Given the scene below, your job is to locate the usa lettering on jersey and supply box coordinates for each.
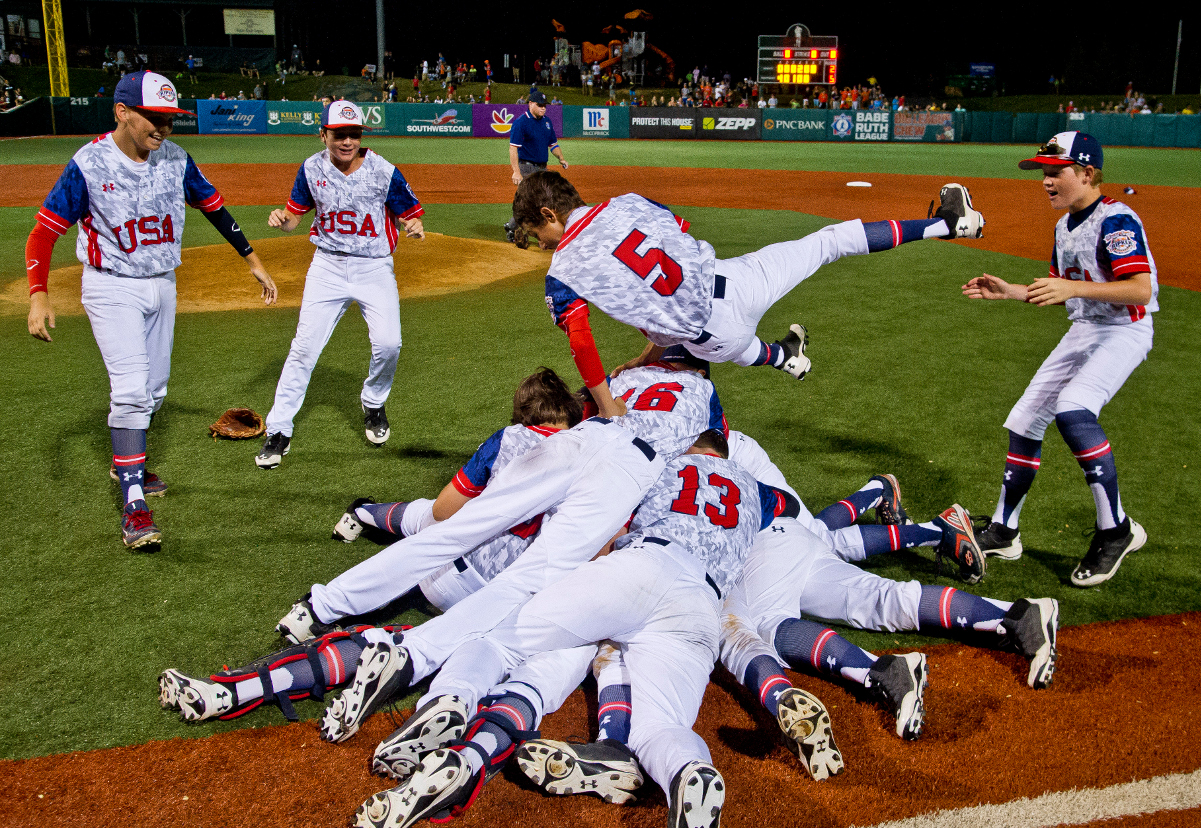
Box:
[609,364,725,461]
[286,148,423,257]
[619,454,762,596]
[1051,198,1159,324]
[38,134,223,276]
[548,194,717,344]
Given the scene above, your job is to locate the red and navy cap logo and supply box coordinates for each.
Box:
[157,84,177,103]
[340,106,356,120]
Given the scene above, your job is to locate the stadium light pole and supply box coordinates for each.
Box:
[376,0,385,82]
[1172,19,1181,96]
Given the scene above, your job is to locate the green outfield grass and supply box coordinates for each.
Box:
[1,139,1198,763]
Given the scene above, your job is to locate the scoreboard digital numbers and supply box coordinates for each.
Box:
[757,28,838,86]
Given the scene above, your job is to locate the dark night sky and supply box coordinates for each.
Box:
[59,1,1201,96]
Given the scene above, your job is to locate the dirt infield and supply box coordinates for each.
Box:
[2,613,1198,828]
[5,163,1198,292]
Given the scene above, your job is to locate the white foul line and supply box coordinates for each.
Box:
[853,768,1201,828]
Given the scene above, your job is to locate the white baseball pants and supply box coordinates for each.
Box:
[687,219,869,366]
[1004,318,1154,440]
[80,267,177,429]
[265,249,401,437]
[479,539,722,794]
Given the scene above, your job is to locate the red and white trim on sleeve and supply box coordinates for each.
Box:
[1111,257,1150,277]
[396,204,424,221]
[555,299,589,329]
[808,628,837,670]
[1126,304,1147,322]
[557,201,609,249]
[190,192,224,213]
[384,208,400,252]
[451,468,486,498]
[674,214,691,233]
[36,208,72,236]
[286,199,313,215]
[528,425,564,437]
[1006,452,1041,469]
[937,586,956,629]
[1048,265,1061,278]
[1072,440,1112,461]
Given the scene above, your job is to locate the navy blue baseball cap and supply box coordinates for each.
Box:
[528,89,548,105]
[114,71,191,115]
[1019,130,1103,170]
[660,345,710,376]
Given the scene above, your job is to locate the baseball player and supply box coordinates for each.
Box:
[255,100,425,469]
[25,70,277,549]
[502,89,567,247]
[963,132,1156,586]
[343,433,788,828]
[515,171,985,417]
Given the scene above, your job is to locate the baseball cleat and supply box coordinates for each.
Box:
[975,520,1023,561]
[516,738,644,804]
[364,405,390,446]
[870,473,911,526]
[775,687,844,781]
[1071,518,1146,587]
[159,669,234,721]
[667,761,725,828]
[777,323,811,380]
[933,183,985,239]
[998,598,1059,689]
[321,640,413,743]
[333,497,377,543]
[110,464,167,496]
[255,432,290,469]
[934,504,985,584]
[373,694,471,781]
[866,652,928,740]
[122,505,162,550]
[276,597,340,644]
[354,748,481,828]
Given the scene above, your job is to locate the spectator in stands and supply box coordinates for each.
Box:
[186,55,197,84]
[276,61,286,85]
[768,93,778,108]
[312,59,324,77]
[237,90,246,100]
[253,83,263,100]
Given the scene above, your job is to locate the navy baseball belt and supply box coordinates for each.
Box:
[688,274,728,346]
[642,537,722,598]
[584,418,658,462]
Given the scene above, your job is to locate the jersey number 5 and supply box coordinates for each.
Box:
[670,464,741,528]
[612,229,683,297]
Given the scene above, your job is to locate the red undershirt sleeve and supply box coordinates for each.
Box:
[25,222,61,295]
[560,309,607,388]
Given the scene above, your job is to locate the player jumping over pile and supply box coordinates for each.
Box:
[513,171,985,417]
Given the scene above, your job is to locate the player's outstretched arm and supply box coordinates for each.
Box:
[267,208,302,233]
[244,251,278,305]
[962,273,1026,302]
[28,291,55,342]
[1027,270,1151,307]
[589,379,627,418]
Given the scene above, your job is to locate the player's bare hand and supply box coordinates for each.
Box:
[1026,277,1074,306]
[267,208,297,232]
[597,395,628,418]
[560,160,569,170]
[610,356,643,378]
[245,252,278,305]
[963,273,1016,301]
[403,217,425,239]
[28,291,55,342]
[511,170,523,186]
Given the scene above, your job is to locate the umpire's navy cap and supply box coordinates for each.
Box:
[528,89,548,105]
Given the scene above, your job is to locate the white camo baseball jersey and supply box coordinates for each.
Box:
[609,364,726,460]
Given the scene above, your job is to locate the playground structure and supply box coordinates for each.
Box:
[551,10,675,88]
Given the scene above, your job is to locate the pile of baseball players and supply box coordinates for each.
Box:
[28,73,1159,828]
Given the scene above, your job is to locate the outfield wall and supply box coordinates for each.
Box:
[5,98,1201,148]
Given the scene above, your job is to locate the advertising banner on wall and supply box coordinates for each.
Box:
[472,104,563,138]
[358,103,402,135]
[761,111,829,141]
[402,104,473,136]
[696,109,760,140]
[265,101,321,134]
[893,111,958,142]
[197,99,266,134]
[628,107,697,139]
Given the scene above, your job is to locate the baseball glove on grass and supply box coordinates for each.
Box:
[209,408,266,440]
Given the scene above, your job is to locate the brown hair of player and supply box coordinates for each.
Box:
[690,429,729,458]
[512,367,583,428]
[513,171,586,230]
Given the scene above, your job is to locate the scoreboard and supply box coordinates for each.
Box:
[757,30,838,86]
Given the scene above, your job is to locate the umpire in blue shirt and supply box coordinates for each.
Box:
[505,89,568,246]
